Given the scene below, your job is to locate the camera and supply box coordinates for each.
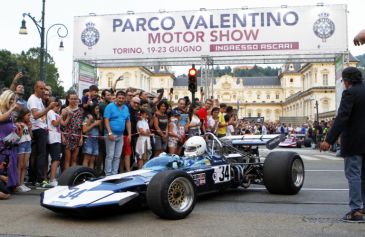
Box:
[157,88,164,94]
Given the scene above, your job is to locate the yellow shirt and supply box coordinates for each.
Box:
[217,112,227,135]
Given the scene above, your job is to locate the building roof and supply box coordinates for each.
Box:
[281,63,302,73]
[174,75,202,87]
[239,76,281,86]
[174,75,279,87]
[350,53,360,62]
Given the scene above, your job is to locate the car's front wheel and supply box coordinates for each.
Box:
[263,151,305,195]
[147,170,196,220]
[58,166,98,187]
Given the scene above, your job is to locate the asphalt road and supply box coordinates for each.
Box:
[1,148,365,237]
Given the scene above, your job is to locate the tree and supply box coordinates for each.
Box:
[0,48,65,99]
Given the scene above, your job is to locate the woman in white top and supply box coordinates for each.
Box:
[188,103,205,137]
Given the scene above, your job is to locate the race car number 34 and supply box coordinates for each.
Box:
[212,165,230,183]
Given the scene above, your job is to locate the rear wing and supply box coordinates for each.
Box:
[220,134,284,150]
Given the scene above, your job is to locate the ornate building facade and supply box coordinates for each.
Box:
[97,56,358,123]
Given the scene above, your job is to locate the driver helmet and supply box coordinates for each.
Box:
[184,136,207,157]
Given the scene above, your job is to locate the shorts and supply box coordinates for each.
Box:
[83,138,99,156]
[49,143,61,161]
[122,135,132,156]
[152,135,167,151]
[168,138,178,148]
[17,141,31,154]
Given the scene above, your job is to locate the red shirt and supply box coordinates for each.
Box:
[197,107,208,129]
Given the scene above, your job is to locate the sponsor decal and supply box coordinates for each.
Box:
[192,173,206,186]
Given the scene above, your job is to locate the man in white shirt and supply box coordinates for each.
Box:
[27,81,57,186]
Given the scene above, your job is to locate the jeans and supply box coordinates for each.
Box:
[33,129,48,182]
[104,135,124,176]
[344,155,365,211]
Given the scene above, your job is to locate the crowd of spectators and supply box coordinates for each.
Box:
[0,72,335,199]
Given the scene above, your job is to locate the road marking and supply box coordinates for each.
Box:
[315,154,343,161]
[300,155,320,161]
[306,170,343,172]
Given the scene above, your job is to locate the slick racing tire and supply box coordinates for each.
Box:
[58,166,98,187]
[147,170,196,220]
[304,138,312,148]
[263,151,304,195]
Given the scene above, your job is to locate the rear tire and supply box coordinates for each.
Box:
[304,138,312,148]
[296,140,302,148]
[263,151,304,195]
[58,166,98,187]
[147,170,196,220]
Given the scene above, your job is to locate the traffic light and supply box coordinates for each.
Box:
[188,65,197,93]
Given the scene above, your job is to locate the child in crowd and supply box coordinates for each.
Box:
[47,98,63,187]
[135,109,152,169]
[82,104,101,169]
[16,108,32,192]
[168,110,182,155]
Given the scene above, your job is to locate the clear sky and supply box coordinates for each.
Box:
[1,0,365,90]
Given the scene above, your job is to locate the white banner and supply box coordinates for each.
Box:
[73,4,347,60]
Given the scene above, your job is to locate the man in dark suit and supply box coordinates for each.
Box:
[320,67,365,222]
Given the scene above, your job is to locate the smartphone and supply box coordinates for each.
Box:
[170,88,173,94]
[200,87,203,93]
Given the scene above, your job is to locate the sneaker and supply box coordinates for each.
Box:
[341,210,364,223]
[41,180,50,188]
[49,179,58,187]
[16,185,30,193]
[22,185,31,192]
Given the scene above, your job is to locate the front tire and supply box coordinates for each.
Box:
[263,151,304,195]
[147,170,196,220]
[58,166,98,187]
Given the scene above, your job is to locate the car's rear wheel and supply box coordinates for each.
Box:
[263,151,305,195]
[147,170,196,220]
[58,166,98,187]
[296,140,302,148]
[304,138,312,147]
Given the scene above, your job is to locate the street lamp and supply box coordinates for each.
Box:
[308,95,319,122]
[19,0,68,82]
[44,23,68,81]
[315,100,319,122]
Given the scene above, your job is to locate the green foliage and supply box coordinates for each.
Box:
[355,53,365,67]
[192,65,278,78]
[233,65,279,77]
[0,48,65,99]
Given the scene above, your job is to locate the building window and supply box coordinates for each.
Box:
[160,66,164,70]
[257,93,261,100]
[290,78,293,83]
[248,112,252,117]
[276,94,279,99]
[106,72,114,88]
[323,74,328,86]
[257,112,261,117]
[266,94,270,99]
